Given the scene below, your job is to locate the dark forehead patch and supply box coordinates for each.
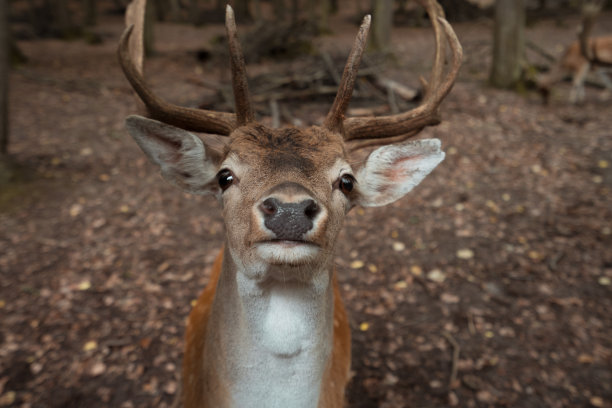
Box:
[231,125,343,175]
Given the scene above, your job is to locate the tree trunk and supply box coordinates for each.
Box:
[291,0,299,23]
[318,0,331,33]
[272,0,285,21]
[490,0,525,89]
[53,0,76,37]
[84,0,97,26]
[252,0,262,22]
[0,0,8,155]
[144,0,155,56]
[371,0,393,53]
[234,0,252,21]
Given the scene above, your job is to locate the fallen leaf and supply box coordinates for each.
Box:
[392,242,405,251]
[441,293,460,303]
[394,281,408,290]
[350,260,364,269]
[457,249,474,260]
[427,269,446,283]
[485,200,500,213]
[69,203,83,217]
[83,340,98,351]
[90,361,106,376]
[528,251,541,260]
[77,281,91,291]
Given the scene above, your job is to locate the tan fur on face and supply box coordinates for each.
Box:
[219,124,350,268]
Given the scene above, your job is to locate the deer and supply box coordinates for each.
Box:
[117,0,462,406]
[537,0,612,104]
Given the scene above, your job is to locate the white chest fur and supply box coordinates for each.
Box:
[212,264,334,408]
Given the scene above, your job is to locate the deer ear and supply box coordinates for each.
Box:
[354,139,445,207]
[125,115,220,195]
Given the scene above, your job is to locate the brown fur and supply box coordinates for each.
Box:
[182,249,352,408]
[182,250,230,408]
[226,125,346,178]
[538,36,612,103]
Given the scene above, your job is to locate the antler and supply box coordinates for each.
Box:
[225,5,255,126]
[332,0,462,151]
[324,15,371,133]
[117,0,243,135]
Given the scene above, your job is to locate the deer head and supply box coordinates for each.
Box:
[118,0,462,280]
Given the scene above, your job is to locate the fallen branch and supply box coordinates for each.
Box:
[442,331,460,389]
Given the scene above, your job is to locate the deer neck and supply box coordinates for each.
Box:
[205,245,335,408]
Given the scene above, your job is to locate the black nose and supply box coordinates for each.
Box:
[260,197,320,240]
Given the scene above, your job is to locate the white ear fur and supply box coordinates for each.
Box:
[125,115,219,195]
[354,138,445,207]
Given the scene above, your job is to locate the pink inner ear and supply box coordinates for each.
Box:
[383,155,423,182]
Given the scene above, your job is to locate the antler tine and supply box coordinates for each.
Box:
[125,0,145,75]
[343,0,462,151]
[324,15,371,133]
[117,0,236,135]
[225,5,255,126]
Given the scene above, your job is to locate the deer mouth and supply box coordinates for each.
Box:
[267,239,316,247]
[255,240,320,265]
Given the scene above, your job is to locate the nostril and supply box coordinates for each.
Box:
[260,198,278,216]
[303,199,319,220]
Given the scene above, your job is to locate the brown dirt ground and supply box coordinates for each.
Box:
[1,5,611,408]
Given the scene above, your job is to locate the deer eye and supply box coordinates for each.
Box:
[217,169,234,191]
[337,174,355,195]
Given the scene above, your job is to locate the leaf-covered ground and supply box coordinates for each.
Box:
[1,7,611,408]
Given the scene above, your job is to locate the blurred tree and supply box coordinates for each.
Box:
[308,0,332,33]
[144,0,155,55]
[0,0,8,157]
[490,0,525,88]
[153,0,181,21]
[371,0,393,53]
[234,0,252,21]
[272,0,285,20]
[83,0,97,26]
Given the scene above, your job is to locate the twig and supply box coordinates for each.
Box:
[526,40,556,63]
[321,52,342,86]
[186,77,225,91]
[251,86,340,103]
[376,76,419,100]
[280,105,303,127]
[270,99,280,128]
[442,331,460,388]
[467,311,476,336]
[170,379,182,408]
[387,86,399,114]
